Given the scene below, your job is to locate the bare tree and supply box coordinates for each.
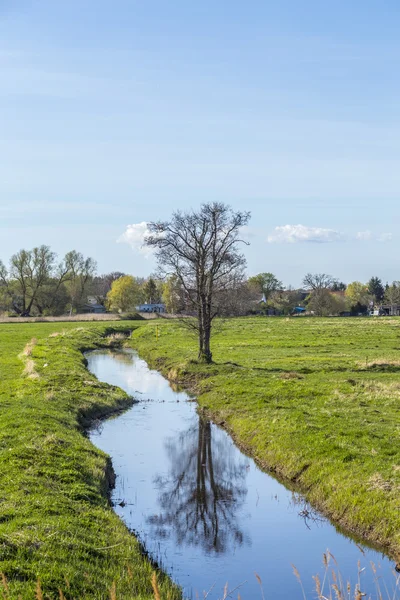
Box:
[308,288,346,316]
[302,273,334,291]
[64,251,97,314]
[90,272,126,305]
[146,202,250,363]
[148,416,249,553]
[0,248,97,316]
[9,246,56,316]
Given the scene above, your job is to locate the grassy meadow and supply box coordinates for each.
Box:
[130,316,400,559]
[1,316,400,598]
[0,321,179,599]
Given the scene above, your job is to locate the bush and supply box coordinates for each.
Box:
[119,312,145,320]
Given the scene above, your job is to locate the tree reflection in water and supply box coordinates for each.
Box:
[108,349,135,365]
[148,417,250,554]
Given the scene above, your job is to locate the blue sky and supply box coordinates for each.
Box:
[1,1,399,286]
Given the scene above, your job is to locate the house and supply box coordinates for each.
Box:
[78,296,107,314]
[292,306,306,315]
[377,305,400,316]
[136,303,166,313]
[80,302,106,314]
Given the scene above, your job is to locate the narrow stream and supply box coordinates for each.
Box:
[87,349,397,599]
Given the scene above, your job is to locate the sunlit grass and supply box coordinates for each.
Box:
[0,321,180,599]
[131,316,400,558]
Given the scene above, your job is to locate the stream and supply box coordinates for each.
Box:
[87,348,397,599]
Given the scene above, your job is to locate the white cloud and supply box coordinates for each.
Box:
[117,222,153,257]
[268,224,344,244]
[356,230,373,241]
[268,225,394,244]
[356,231,393,242]
[377,232,393,242]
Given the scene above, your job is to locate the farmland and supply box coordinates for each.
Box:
[131,316,400,558]
[1,316,400,597]
[0,321,178,599]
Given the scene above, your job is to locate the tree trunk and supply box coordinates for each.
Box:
[198,303,212,363]
[202,325,212,364]
[197,305,204,360]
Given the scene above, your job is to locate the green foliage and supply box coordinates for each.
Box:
[142,278,159,304]
[0,247,97,316]
[106,275,143,312]
[346,281,371,306]
[268,288,304,314]
[119,312,145,320]
[131,316,400,558]
[247,272,282,301]
[368,276,385,303]
[0,322,180,599]
[162,275,185,314]
[307,289,346,316]
[385,281,400,305]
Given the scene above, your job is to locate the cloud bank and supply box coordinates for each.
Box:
[118,222,153,257]
[268,224,393,244]
[268,224,344,244]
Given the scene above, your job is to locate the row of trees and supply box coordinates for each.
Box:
[0,246,186,317]
[2,247,395,321]
[1,203,397,363]
[246,272,400,317]
[300,274,400,317]
[106,276,164,312]
[0,247,98,316]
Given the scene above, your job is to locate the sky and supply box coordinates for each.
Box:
[1,0,399,287]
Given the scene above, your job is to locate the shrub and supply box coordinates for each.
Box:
[120,312,145,321]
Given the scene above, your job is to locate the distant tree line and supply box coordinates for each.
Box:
[0,247,98,316]
[245,272,399,317]
[0,245,180,317]
[1,245,397,322]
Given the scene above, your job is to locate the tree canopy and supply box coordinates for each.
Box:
[106,276,143,312]
[145,202,250,363]
[247,272,282,302]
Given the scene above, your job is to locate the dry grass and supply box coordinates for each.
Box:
[106,332,129,342]
[368,473,395,492]
[295,552,400,600]
[23,359,40,379]
[0,313,121,323]
[359,358,400,370]
[0,312,157,324]
[19,338,40,379]
[151,573,161,600]
[279,371,304,380]
[20,337,37,356]
[2,562,399,600]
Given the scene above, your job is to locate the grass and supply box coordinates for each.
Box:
[2,316,400,598]
[0,321,180,599]
[129,316,400,560]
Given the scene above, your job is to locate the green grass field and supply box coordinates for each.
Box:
[1,316,400,598]
[0,321,179,599]
[130,316,400,560]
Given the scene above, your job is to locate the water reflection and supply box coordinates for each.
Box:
[87,350,396,599]
[148,417,249,553]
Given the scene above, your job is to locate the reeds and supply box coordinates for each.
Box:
[19,338,40,378]
[1,560,399,600]
[292,552,400,600]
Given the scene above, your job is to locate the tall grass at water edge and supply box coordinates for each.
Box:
[2,557,397,600]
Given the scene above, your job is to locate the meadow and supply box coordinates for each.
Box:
[130,316,400,560]
[0,321,179,599]
[1,316,400,598]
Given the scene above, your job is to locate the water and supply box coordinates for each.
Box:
[87,349,397,599]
